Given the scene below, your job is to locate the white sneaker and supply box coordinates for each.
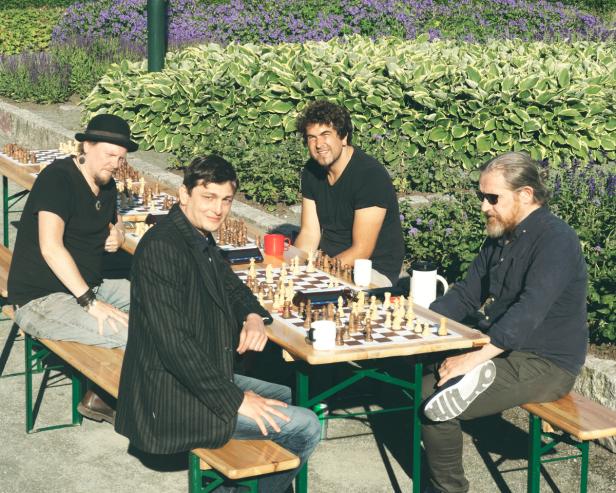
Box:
[423,360,496,422]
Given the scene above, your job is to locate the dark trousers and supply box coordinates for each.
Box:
[421,351,576,493]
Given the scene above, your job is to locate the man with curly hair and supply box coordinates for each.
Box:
[294,100,404,287]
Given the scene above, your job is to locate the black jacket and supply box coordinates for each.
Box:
[115,204,271,453]
[431,207,587,375]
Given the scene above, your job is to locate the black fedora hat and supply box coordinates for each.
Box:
[75,114,138,152]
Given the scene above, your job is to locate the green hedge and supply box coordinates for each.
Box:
[0,7,67,55]
[84,36,616,204]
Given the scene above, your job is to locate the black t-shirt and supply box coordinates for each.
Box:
[8,157,117,305]
[301,147,405,284]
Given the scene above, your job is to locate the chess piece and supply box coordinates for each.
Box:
[383,292,391,310]
[438,317,448,336]
[299,301,305,318]
[248,258,256,278]
[282,300,292,319]
[265,264,274,284]
[364,317,373,342]
[139,177,146,196]
[348,313,356,334]
[257,291,265,306]
[293,256,301,275]
[384,311,392,328]
[422,323,432,337]
[327,303,335,321]
[413,319,423,334]
[280,262,287,278]
[306,251,315,273]
[304,301,312,329]
[336,327,344,346]
[392,312,402,331]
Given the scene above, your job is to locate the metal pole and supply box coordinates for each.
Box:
[147,0,167,72]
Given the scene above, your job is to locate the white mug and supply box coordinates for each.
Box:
[311,320,336,350]
[353,259,372,287]
[410,260,449,308]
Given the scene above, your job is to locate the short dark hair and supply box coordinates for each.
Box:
[480,151,550,205]
[296,100,353,145]
[183,155,239,194]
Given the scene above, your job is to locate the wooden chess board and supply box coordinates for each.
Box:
[0,149,69,174]
[219,239,258,251]
[236,265,357,292]
[273,307,455,350]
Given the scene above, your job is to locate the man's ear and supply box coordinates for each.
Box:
[179,184,190,206]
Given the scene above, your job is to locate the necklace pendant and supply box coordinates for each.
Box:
[95,200,102,211]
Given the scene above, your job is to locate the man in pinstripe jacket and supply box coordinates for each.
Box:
[115,156,320,491]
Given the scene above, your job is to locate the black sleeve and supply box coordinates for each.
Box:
[29,165,72,222]
[352,165,394,210]
[300,165,316,200]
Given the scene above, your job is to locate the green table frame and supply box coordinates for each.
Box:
[293,359,424,493]
[3,175,29,247]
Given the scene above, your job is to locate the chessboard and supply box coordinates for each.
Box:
[236,264,357,293]
[0,147,69,174]
[117,193,174,221]
[273,305,456,351]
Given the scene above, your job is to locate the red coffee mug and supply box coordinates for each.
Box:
[263,234,290,256]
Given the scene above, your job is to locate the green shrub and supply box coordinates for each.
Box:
[0,7,66,55]
[1,0,72,8]
[83,36,616,204]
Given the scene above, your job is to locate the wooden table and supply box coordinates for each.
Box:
[250,247,489,493]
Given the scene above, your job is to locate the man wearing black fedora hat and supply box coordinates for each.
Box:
[8,113,139,424]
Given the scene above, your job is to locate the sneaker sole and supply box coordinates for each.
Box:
[424,360,496,422]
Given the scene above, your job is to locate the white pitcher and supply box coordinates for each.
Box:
[410,261,449,308]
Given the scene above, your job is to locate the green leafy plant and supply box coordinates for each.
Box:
[84,36,616,202]
[0,7,66,55]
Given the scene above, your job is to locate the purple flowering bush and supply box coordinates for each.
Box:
[400,158,616,342]
[51,0,615,46]
[0,38,144,102]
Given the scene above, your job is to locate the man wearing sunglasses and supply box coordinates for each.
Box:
[421,152,587,493]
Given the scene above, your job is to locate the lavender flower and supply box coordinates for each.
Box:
[409,227,419,236]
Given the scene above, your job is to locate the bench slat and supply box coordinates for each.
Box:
[38,339,123,399]
[193,440,300,480]
[522,392,616,441]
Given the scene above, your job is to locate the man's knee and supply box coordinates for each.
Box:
[284,406,321,448]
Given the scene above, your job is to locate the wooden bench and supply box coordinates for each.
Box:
[2,305,299,491]
[521,392,616,493]
[0,244,11,298]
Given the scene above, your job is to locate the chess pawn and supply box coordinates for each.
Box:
[257,291,265,306]
[327,303,335,321]
[364,317,373,342]
[422,323,432,337]
[280,262,287,278]
[293,256,301,275]
[154,182,160,195]
[438,317,448,337]
[299,301,305,318]
[248,258,256,279]
[139,177,146,196]
[282,300,292,319]
[384,311,392,328]
[392,312,402,331]
[383,292,392,310]
[369,295,377,313]
[413,319,423,334]
[370,306,378,322]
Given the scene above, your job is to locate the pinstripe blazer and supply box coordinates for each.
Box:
[115,204,271,454]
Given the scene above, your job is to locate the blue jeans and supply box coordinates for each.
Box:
[224,374,321,493]
[14,278,130,348]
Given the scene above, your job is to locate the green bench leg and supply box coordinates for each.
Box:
[24,332,84,433]
[527,414,590,493]
[527,414,542,493]
[188,451,258,493]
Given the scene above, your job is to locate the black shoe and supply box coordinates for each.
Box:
[423,360,496,422]
[77,390,116,425]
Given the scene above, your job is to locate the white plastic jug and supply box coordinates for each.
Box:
[410,261,449,308]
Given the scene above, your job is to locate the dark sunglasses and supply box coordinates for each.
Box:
[475,191,500,205]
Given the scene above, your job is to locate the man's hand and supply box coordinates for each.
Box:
[104,226,124,252]
[238,390,290,436]
[437,343,503,386]
[87,299,129,336]
[237,313,268,354]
